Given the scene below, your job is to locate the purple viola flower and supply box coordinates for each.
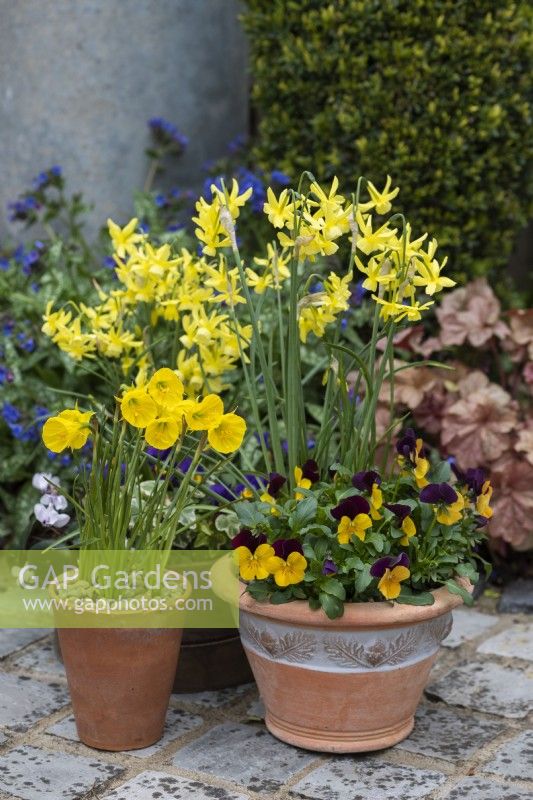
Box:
[301,459,320,483]
[451,464,486,496]
[352,470,381,492]
[267,472,286,497]
[231,529,267,552]
[370,553,410,578]
[209,482,236,502]
[419,483,458,505]
[273,539,303,559]
[146,445,172,461]
[331,494,370,520]
[396,428,417,458]
[384,503,411,523]
[322,559,338,576]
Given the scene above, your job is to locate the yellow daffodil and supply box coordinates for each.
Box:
[263,187,293,228]
[41,302,72,338]
[147,368,184,411]
[107,217,144,258]
[245,267,273,294]
[267,552,308,587]
[235,543,276,581]
[42,409,94,453]
[185,395,224,431]
[378,566,410,600]
[366,175,400,215]
[337,514,372,544]
[356,210,397,255]
[476,480,494,519]
[373,296,434,323]
[144,416,182,449]
[207,412,246,453]
[119,387,158,428]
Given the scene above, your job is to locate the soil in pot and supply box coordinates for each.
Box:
[58,627,182,751]
[172,628,253,692]
[239,584,466,753]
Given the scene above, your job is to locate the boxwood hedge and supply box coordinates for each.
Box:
[242,0,533,288]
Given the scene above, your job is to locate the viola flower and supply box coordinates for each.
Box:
[322,559,338,576]
[267,549,308,587]
[370,553,410,600]
[294,466,312,500]
[231,529,267,550]
[352,471,383,519]
[301,459,320,483]
[384,503,417,545]
[34,503,70,529]
[331,495,372,543]
[476,480,493,519]
[260,471,286,509]
[234,542,277,581]
[396,429,429,488]
[419,483,465,525]
[272,539,304,559]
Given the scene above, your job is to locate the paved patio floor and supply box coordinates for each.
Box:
[0,590,531,800]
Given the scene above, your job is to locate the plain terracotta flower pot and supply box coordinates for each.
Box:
[58,626,182,751]
[239,582,469,753]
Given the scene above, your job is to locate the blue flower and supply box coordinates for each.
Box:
[310,281,324,293]
[0,257,9,271]
[154,193,167,208]
[227,134,246,154]
[270,170,290,185]
[236,167,265,213]
[102,256,115,270]
[60,454,72,467]
[3,321,14,336]
[34,406,49,427]
[31,282,40,293]
[22,337,35,352]
[350,280,368,306]
[148,117,188,149]
[0,366,13,384]
[203,175,224,197]
[2,403,20,424]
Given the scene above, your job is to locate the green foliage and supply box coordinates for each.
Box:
[242,0,533,294]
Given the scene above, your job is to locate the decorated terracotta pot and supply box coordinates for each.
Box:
[239,583,468,753]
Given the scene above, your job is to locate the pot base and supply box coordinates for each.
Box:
[265,709,414,753]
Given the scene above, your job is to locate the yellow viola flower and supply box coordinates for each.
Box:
[337,513,372,544]
[119,387,158,428]
[437,492,465,525]
[107,217,144,258]
[413,441,430,489]
[476,480,494,519]
[294,466,312,501]
[42,409,94,453]
[185,394,224,431]
[378,565,410,600]
[235,543,276,581]
[370,482,383,520]
[260,492,281,516]
[147,368,184,411]
[400,516,417,546]
[208,412,246,453]
[144,416,182,449]
[267,552,308,587]
[366,175,400,215]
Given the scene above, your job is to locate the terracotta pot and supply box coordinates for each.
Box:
[173,628,253,692]
[239,583,468,753]
[58,627,182,751]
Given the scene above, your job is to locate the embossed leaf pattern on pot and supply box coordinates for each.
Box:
[425,614,453,647]
[243,620,316,662]
[324,629,419,668]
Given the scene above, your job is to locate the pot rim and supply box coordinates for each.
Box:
[239,579,471,629]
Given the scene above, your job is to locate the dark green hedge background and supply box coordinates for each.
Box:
[242,0,533,292]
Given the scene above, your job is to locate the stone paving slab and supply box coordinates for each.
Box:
[290,758,447,800]
[0,673,69,732]
[480,730,533,781]
[443,776,533,799]
[477,623,533,662]
[101,770,249,800]
[173,683,254,709]
[0,731,7,746]
[9,639,65,677]
[499,579,533,614]
[0,744,123,800]
[0,631,48,660]
[172,721,316,792]
[396,704,507,762]
[47,707,204,757]
[442,608,499,649]
[426,660,533,718]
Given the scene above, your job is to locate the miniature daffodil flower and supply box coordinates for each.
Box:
[119,387,158,428]
[42,409,94,453]
[144,416,182,449]
[207,412,246,453]
[365,175,400,215]
[147,368,184,411]
[263,187,293,228]
[185,394,224,431]
[107,217,144,258]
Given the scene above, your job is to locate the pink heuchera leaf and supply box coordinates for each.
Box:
[489,457,533,549]
[436,278,509,348]
[440,382,518,470]
[515,422,533,467]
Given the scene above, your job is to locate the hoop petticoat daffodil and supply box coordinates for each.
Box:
[119,387,158,428]
[184,394,224,431]
[42,409,94,453]
[207,413,247,453]
[147,368,184,411]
